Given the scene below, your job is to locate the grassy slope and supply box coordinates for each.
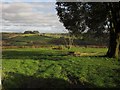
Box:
[2,33,108,47]
[2,47,120,89]
[2,34,56,46]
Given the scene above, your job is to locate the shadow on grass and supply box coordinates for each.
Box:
[2,49,109,60]
[2,50,67,61]
[2,72,97,89]
[113,67,120,87]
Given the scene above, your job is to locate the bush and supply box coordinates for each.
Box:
[32,31,39,34]
[24,31,39,34]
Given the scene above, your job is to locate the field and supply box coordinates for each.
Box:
[2,33,108,47]
[2,47,120,89]
[1,33,120,89]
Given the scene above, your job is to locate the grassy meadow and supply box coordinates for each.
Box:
[1,33,120,89]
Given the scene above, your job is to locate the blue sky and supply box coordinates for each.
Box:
[1,0,68,33]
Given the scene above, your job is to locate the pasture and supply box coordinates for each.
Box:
[2,47,120,89]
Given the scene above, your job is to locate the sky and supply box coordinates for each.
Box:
[2,0,56,2]
[1,0,68,33]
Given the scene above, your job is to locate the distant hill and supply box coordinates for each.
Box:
[2,33,109,48]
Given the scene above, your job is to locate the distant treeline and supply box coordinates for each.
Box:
[24,31,39,34]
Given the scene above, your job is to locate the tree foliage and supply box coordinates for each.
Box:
[56,2,120,58]
[56,2,108,36]
[24,31,39,34]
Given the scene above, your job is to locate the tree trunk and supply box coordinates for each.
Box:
[107,31,120,58]
[106,2,120,58]
[106,20,120,58]
[64,34,74,49]
[106,19,120,58]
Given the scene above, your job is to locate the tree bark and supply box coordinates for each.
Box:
[107,31,120,58]
[106,2,120,58]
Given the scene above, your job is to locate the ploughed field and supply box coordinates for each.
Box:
[2,47,120,89]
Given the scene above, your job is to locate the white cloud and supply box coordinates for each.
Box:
[2,2,57,23]
[3,2,33,13]
[3,0,56,2]
[2,2,56,21]
[1,2,68,33]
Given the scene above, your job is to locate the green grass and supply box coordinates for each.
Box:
[2,33,108,47]
[2,34,57,46]
[12,35,53,41]
[2,47,120,89]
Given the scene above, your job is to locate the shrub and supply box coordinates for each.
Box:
[24,31,33,34]
[24,31,39,34]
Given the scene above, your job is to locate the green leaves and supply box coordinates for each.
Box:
[56,2,108,35]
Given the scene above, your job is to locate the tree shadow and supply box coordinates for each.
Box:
[112,67,120,87]
[2,50,113,62]
[2,72,97,89]
[2,50,67,61]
